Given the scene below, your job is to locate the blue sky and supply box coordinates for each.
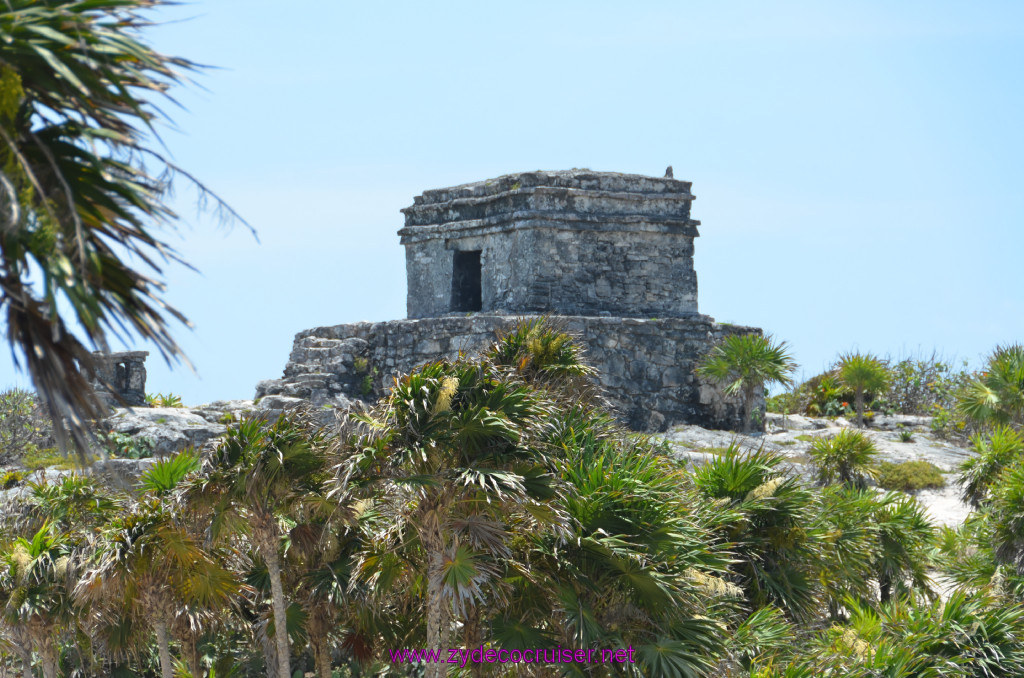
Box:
[3,0,1023,401]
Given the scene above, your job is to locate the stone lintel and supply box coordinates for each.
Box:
[398,212,700,245]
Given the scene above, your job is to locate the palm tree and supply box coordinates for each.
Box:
[188,414,328,678]
[817,487,877,619]
[835,353,889,428]
[807,430,880,489]
[692,445,826,620]
[0,523,77,678]
[76,452,237,678]
[284,512,366,678]
[988,460,1024,577]
[696,333,797,432]
[487,317,597,400]
[524,425,733,677]
[341,357,562,678]
[959,426,1024,508]
[0,0,247,460]
[871,492,934,603]
[959,344,1024,428]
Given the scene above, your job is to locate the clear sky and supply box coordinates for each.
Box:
[3,0,1023,402]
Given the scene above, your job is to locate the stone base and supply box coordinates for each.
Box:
[255,314,762,432]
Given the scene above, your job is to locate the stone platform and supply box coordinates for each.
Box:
[255,314,759,432]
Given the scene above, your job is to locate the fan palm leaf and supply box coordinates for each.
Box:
[0,0,249,462]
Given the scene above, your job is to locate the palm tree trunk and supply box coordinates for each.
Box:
[154,620,175,678]
[38,640,58,678]
[426,543,446,678]
[260,532,293,678]
[14,643,32,678]
[257,620,279,678]
[879,571,892,604]
[311,635,331,678]
[855,389,866,427]
[742,384,758,433]
[181,631,202,678]
[463,604,483,678]
[306,608,333,678]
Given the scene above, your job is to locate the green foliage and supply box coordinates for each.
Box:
[21,445,80,470]
[884,353,972,416]
[146,393,185,408]
[0,0,247,462]
[488,316,597,392]
[26,474,120,529]
[959,426,1024,507]
[139,451,200,496]
[0,320,1021,677]
[98,431,154,459]
[0,469,25,489]
[988,459,1024,574]
[697,333,797,432]
[876,461,945,492]
[934,513,1006,594]
[897,428,914,443]
[752,592,1024,677]
[765,388,802,415]
[693,446,824,620]
[807,430,879,488]
[836,353,889,427]
[872,491,935,602]
[929,400,976,441]
[0,387,52,461]
[958,344,1024,428]
[804,373,855,418]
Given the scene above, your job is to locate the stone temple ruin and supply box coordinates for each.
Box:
[256,169,761,431]
[91,350,149,407]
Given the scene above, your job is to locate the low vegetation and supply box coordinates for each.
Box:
[807,429,879,488]
[876,460,946,492]
[0,327,1021,677]
[145,393,185,408]
[766,348,1019,443]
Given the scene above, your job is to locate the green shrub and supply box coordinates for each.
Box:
[804,372,855,418]
[884,352,972,416]
[98,431,154,459]
[897,429,914,443]
[876,460,945,492]
[0,387,53,461]
[808,430,879,487]
[145,392,184,408]
[836,353,889,427]
[959,426,1024,507]
[360,371,376,397]
[0,469,26,489]
[21,446,81,470]
[766,390,802,414]
[958,344,1024,428]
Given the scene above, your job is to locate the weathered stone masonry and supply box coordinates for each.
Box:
[91,350,148,407]
[256,170,762,432]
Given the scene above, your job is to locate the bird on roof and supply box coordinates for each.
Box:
[664,166,673,179]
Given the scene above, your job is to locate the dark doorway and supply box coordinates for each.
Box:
[451,250,482,312]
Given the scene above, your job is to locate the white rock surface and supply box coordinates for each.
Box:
[657,414,976,528]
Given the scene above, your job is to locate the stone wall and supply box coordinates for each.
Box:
[255,315,761,432]
[91,351,148,407]
[400,170,701,319]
